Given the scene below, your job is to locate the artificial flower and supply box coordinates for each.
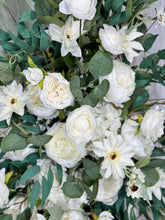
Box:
[23,67,43,85]
[92,134,134,179]
[36,214,46,220]
[26,84,58,119]
[156,8,165,26]
[59,0,97,20]
[98,211,114,220]
[0,168,9,209]
[99,60,135,107]
[61,209,89,220]
[65,105,96,144]
[140,108,165,142]
[44,122,87,168]
[0,80,32,124]
[40,72,74,110]
[46,16,84,57]
[96,175,123,205]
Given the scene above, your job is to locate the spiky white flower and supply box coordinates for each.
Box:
[0,80,32,124]
[59,0,97,20]
[0,168,9,208]
[46,16,84,57]
[156,8,165,26]
[92,134,134,179]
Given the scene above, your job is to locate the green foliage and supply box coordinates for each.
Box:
[108,11,130,25]
[16,208,32,220]
[30,180,40,211]
[0,214,12,220]
[18,165,40,186]
[56,163,63,184]
[88,51,113,78]
[70,75,83,101]
[135,158,150,169]
[27,135,53,146]
[1,133,27,152]
[142,167,159,187]
[143,34,158,51]
[19,10,36,22]
[48,205,64,220]
[147,159,165,168]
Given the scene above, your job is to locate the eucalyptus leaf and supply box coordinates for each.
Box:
[27,135,53,146]
[16,208,31,220]
[30,180,40,212]
[82,158,100,181]
[142,168,159,187]
[70,75,83,100]
[143,34,158,51]
[19,10,36,22]
[48,204,64,220]
[108,11,130,25]
[135,158,150,169]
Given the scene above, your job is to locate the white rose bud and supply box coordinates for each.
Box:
[99,60,135,107]
[0,168,9,208]
[59,0,97,20]
[45,122,87,168]
[66,105,96,144]
[61,210,89,220]
[40,73,74,110]
[99,25,123,55]
[23,68,43,85]
[140,108,165,142]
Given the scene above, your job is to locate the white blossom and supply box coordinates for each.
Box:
[0,168,9,208]
[98,211,114,220]
[156,8,165,26]
[61,209,89,220]
[23,67,43,85]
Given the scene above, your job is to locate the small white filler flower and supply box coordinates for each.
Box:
[156,8,165,26]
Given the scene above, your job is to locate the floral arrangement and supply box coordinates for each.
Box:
[0,0,165,219]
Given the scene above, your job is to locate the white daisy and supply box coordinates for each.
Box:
[0,80,32,124]
[92,134,134,179]
[156,8,165,26]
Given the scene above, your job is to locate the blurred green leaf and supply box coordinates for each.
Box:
[0,28,11,41]
[56,163,63,184]
[140,54,156,68]
[135,158,150,169]
[30,180,40,211]
[142,168,159,187]
[70,75,83,100]
[108,11,130,25]
[143,34,158,51]
[48,204,64,220]
[16,208,31,220]
[19,10,36,22]
[27,135,53,146]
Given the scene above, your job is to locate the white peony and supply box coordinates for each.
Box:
[61,209,89,220]
[121,116,154,159]
[99,25,123,55]
[59,0,97,20]
[6,144,37,161]
[99,60,135,107]
[23,67,43,85]
[26,84,58,119]
[46,16,84,57]
[44,122,87,168]
[65,105,96,144]
[93,134,134,179]
[96,175,123,206]
[40,73,74,110]
[0,80,32,124]
[0,168,9,208]
[140,108,165,142]
[98,211,114,220]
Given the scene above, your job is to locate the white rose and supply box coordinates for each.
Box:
[40,73,74,110]
[0,168,9,208]
[23,68,43,85]
[98,211,114,220]
[45,122,87,168]
[61,210,89,220]
[26,84,58,119]
[99,60,135,107]
[65,105,96,144]
[99,25,123,55]
[59,0,97,20]
[96,175,123,206]
[36,214,46,220]
[140,108,165,142]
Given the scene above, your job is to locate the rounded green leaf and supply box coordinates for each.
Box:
[63,181,84,198]
[142,168,159,187]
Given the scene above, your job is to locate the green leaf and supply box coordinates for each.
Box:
[157,49,165,59]
[147,159,165,168]
[121,100,132,119]
[39,16,65,27]
[56,163,63,184]
[110,0,124,12]
[70,75,83,100]
[135,158,150,169]
[82,158,100,181]
[0,120,8,128]
[47,204,64,220]
[151,149,165,157]
[142,168,159,187]
[27,135,53,146]
[18,165,40,186]
[19,10,36,22]
[1,133,27,153]
[88,51,113,78]
[0,40,19,53]
[135,79,151,88]
[16,208,31,220]
[81,182,95,202]
[80,79,110,107]
[0,214,12,220]
[140,54,156,68]
[35,0,53,18]
[30,180,40,212]
[143,34,158,51]
[108,11,130,25]
[0,28,11,41]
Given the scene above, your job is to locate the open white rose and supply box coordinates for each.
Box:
[40,73,74,110]
[46,16,84,57]
[61,210,89,220]
[99,60,135,107]
[65,105,96,144]
[98,211,114,220]
[45,122,87,168]
[59,0,97,20]
[26,84,58,119]
[140,108,165,142]
[0,168,9,208]
[23,67,43,85]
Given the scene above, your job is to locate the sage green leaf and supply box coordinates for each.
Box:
[108,11,130,25]
[56,163,63,184]
[142,168,159,187]
[18,165,40,186]
[30,180,40,212]
[88,51,113,78]
[70,75,83,100]
[27,135,53,146]
[0,40,19,52]
[1,133,27,153]
[80,79,109,107]
[35,0,53,18]
[135,158,150,169]
[82,158,100,181]
[151,149,165,157]
[147,159,165,168]
[48,204,64,220]
[80,182,95,202]
[140,54,155,68]
[0,214,12,220]
[110,0,124,12]
[16,208,31,220]
[39,16,64,27]
[135,79,151,88]
[0,28,10,41]
[143,34,158,51]
[19,10,36,22]
[157,49,165,59]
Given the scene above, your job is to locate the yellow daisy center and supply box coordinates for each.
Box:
[10,98,17,105]
[109,152,118,160]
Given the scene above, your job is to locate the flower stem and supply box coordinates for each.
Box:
[2,0,17,23]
